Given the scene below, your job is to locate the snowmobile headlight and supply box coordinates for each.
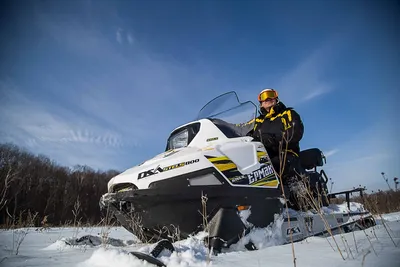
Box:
[113,183,137,193]
[168,129,189,149]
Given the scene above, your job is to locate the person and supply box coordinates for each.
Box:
[249,88,305,187]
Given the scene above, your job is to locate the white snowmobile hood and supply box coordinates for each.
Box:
[106,146,208,191]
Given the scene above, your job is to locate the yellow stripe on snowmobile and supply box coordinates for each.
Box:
[252,179,279,187]
[213,163,237,172]
[257,151,266,160]
[250,175,278,185]
[208,156,230,162]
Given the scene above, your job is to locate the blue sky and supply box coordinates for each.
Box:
[0,0,399,192]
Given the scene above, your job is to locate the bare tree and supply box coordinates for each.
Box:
[0,165,19,211]
[0,142,120,227]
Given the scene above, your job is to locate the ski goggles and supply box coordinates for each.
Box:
[258,90,278,102]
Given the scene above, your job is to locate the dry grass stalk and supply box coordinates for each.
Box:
[296,181,338,253]
[377,215,397,247]
[115,203,148,244]
[363,227,377,256]
[72,197,82,239]
[342,191,378,256]
[320,191,353,259]
[12,229,27,255]
[99,204,111,248]
[352,231,359,253]
[11,209,38,255]
[362,192,397,248]
[294,173,345,260]
[361,250,371,267]
[200,192,211,264]
[276,132,296,267]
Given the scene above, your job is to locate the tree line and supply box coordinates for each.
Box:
[0,142,120,227]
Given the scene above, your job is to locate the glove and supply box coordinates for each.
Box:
[261,133,279,148]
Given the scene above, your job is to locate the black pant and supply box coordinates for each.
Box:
[269,153,304,210]
[269,152,304,185]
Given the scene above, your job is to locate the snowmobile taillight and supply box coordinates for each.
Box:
[237,205,249,211]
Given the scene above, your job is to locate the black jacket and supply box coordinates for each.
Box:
[250,102,304,158]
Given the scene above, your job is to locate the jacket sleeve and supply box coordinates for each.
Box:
[283,109,304,144]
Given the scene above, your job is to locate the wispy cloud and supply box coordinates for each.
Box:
[0,8,223,170]
[324,149,339,158]
[0,81,138,170]
[115,27,135,45]
[302,84,332,101]
[116,28,123,44]
[277,48,333,104]
[259,35,346,106]
[127,32,134,45]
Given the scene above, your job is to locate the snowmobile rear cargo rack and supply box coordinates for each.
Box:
[328,187,367,210]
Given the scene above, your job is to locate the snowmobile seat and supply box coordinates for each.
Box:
[299,148,325,170]
[295,148,330,208]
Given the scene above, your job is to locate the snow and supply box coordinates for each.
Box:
[1,212,399,267]
[281,201,368,218]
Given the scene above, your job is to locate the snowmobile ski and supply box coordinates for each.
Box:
[128,239,174,267]
[129,251,166,267]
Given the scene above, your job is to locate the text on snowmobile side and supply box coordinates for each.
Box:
[248,164,274,184]
[230,164,275,184]
[137,159,200,179]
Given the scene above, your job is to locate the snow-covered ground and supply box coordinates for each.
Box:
[1,211,399,267]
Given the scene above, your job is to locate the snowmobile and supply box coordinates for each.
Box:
[99,91,375,265]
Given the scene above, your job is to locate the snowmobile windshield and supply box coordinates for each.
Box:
[196,91,258,137]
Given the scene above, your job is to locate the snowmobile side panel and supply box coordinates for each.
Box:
[102,174,282,244]
[279,211,376,243]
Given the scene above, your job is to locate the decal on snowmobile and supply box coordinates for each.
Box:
[138,159,200,179]
[206,137,219,142]
[286,226,301,236]
[205,155,239,173]
[163,159,199,171]
[138,166,164,179]
[206,151,267,173]
[248,164,275,184]
[230,175,247,183]
[205,154,278,187]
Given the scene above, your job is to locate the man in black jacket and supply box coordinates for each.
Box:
[250,88,304,186]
